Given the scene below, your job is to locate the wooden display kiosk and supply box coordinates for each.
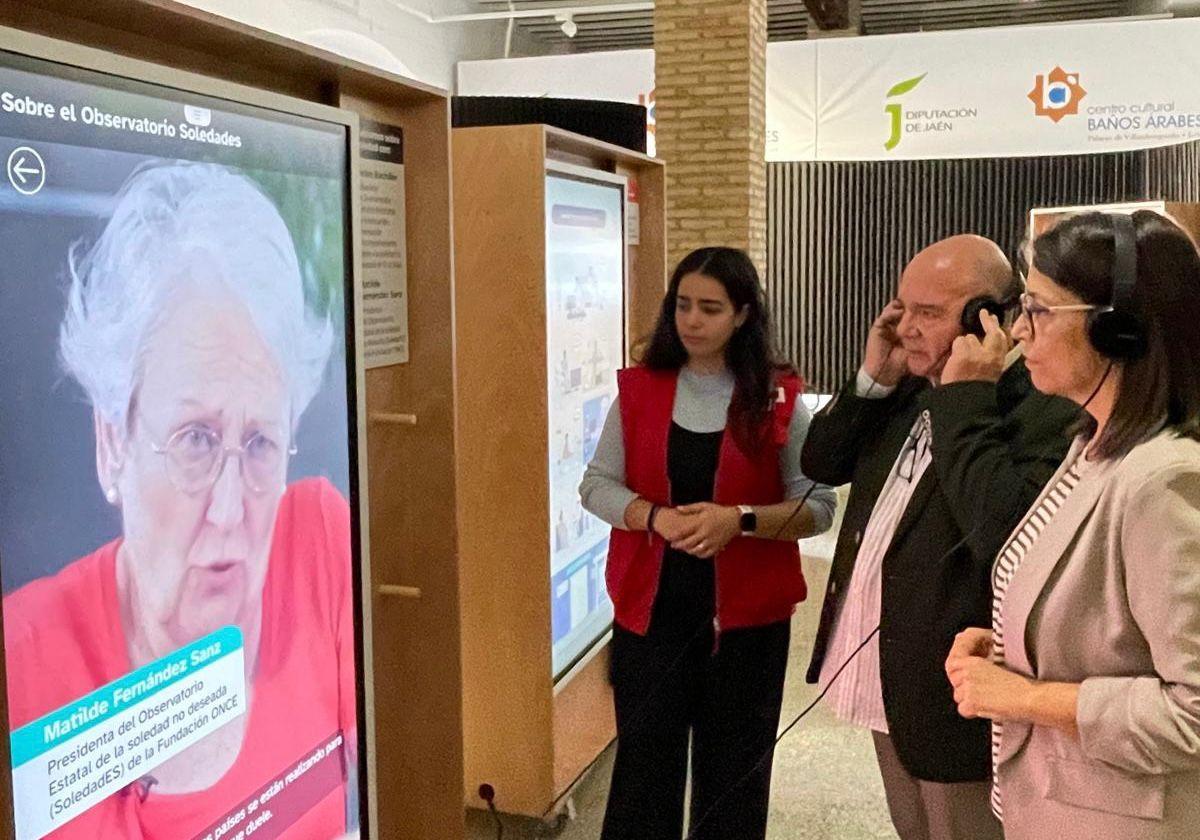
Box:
[453,124,665,822]
[0,2,463,838]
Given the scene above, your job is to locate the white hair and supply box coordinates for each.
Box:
[59,162,334,429]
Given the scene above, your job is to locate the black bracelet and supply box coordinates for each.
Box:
[646,504,661,536]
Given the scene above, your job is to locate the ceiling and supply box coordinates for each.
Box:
[471,0,1146,51]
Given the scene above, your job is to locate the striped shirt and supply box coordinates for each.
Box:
[821,406,934,733]
[989,459,1084,818]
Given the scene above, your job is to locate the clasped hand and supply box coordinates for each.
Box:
[944,627,1032,722]
[653,503,741,559]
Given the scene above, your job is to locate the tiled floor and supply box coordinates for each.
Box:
[466,519,900,840]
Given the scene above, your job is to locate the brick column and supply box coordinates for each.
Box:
[654,0,768,273]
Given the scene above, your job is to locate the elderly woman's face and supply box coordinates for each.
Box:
[1014,266,1109,403]
[112,283,290,646]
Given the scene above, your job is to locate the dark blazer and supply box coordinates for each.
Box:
[801,359,1078,783]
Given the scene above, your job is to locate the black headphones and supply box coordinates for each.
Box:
[960,295,1017,338]
[1086,213,1148,361]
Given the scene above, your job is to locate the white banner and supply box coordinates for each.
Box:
[458,18,1200,162]
[815,18,1200,160]
[766,42,817,162]
[457,49,654,105]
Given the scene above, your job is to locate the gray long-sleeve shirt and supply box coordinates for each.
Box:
[578,367,838,533]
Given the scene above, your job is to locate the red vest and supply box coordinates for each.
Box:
[606,366,808,635]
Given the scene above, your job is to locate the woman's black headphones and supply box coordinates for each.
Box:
[1086,213,1148,361]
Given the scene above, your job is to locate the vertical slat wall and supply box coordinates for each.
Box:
[1145,142,1200,200]
[767,141,1200,392]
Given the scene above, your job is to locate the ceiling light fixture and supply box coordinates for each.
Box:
[556,13,579,37]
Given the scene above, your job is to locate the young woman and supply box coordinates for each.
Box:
[580,246,836,840]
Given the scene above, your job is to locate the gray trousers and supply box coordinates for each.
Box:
[872,731,1004,840]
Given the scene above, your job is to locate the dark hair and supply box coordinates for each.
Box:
[635,247,792,454]
[1031,210,1200,459]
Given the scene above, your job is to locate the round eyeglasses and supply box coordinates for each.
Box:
[145,421,296,495]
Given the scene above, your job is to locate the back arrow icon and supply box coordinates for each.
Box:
[7,147,46,195]
[11,156,39,183]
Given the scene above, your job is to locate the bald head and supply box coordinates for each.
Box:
[895,234,1013,381]
[904,234,1013,300]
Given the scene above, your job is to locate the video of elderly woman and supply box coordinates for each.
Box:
[0,53,363,840]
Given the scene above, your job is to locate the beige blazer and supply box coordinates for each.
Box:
[995,430,1200,840]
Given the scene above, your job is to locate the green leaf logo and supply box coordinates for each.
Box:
[887,73,927,99]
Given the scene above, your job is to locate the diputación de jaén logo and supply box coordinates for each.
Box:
[885,73,927,151]
[1028,67,1087,123]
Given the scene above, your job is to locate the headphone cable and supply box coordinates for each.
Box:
[683,528,981,840]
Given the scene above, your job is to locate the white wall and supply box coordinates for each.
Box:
[177,0,509,90]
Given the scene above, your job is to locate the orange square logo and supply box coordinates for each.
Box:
[1029,67,1087,123]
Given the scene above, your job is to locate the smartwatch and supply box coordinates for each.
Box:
[737,505,757,536]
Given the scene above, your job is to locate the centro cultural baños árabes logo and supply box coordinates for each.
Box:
[1028,66,1087,122]
[883,73,978,151]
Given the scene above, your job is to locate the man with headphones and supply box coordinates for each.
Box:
[800,235,1079,840]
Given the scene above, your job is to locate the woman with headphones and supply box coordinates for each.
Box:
[579,247,837,840]
[945,210,1200,839]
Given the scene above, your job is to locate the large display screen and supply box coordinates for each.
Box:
[545,168,624,680]
[0,44,365,840]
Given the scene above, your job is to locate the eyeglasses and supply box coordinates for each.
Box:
[142,417,296,495]
[898,414,931,483]
[1017,292,1101,341]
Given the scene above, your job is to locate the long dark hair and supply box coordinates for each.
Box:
[1031,210,1200,459]
[635,247,792,454]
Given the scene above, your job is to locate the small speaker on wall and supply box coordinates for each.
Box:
[451,96,648,154]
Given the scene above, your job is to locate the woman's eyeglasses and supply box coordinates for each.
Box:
[141,418,296,495]
[1017,293,1101,341]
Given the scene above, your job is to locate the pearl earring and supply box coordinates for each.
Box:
[105,486,120,505]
